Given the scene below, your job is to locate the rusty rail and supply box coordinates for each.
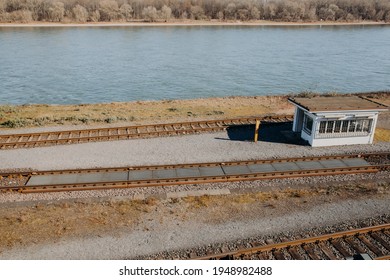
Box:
[0,115,293,149]
[192,224,390,260]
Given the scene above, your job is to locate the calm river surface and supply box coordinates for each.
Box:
[0,25,389,105]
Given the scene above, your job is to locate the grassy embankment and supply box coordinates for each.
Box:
[0,92,389,141]
[0,95,292,128]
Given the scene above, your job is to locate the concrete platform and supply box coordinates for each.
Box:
[247,163,276,173]
[128,170,152,181]
[26,157,371,187]
[198,167,225,177]
[27,171,128,186]
[341,158,370,167]
[272,162,301,171]
[222,165,252,175]
[319,159,346,168]
[153,169,177,179]
[176,167,201,178]
[295,161,324,170]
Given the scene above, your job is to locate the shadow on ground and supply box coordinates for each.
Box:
[216,122,307,145]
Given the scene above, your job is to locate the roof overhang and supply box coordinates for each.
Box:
[288,96,388,113]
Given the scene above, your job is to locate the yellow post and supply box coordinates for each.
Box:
[254,120,260,143]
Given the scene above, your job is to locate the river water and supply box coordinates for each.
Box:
[0,25,389,105]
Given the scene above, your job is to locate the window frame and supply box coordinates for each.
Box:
[316,118,373,138]
[303,114,313,135]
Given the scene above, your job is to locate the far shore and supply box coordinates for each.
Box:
[1,20,389,28]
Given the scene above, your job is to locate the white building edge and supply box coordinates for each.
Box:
[288,96,388,147]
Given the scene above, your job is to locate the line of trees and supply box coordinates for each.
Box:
[1,0,390,23]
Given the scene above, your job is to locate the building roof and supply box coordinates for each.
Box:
[288,96,388,112]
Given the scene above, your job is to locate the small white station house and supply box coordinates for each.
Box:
[288,96,388,147]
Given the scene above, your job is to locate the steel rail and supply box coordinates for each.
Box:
[0,115,293,149]
[375,255,390,260]
[192,224,390,260]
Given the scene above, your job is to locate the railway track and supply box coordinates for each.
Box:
[0,115,293,150]
[0,152,388,193]
[192,223,390,260]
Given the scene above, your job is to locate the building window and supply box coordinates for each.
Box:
[334,120,342,133]
[348,120,356,132]
[319,122,326,133]
[362,119,372,132]
[303,114,313,135]
[316,119,373,138]
[326,121,334,133]
[341,120,348,132]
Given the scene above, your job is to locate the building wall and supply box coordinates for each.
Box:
[292,107,304,132]
[311,135,372,147]
[301,129,313,145]
[297,111,379,147]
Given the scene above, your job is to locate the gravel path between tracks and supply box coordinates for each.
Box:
[0,126,389,171]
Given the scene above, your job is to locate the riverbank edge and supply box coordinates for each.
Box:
[1,20,390,27]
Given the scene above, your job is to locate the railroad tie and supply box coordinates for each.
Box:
[357,235,383,257]
[256,252,268,260]
[370,232,390,251]
[344,237,367,255]
[318,242,338,260]
[302,244,321,260]
[330,239,351,259]
[287,246,304,260]
[272,250,286,260]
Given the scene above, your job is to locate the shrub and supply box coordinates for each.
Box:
[161,5,171,21]
[250,6,260,20]
[318,7,336,21]
[49,1,65,22]
[9,9,33,22]
[385,11,390,22]
[346,13,355,22]
[224,3,236,20]
[73,4,88,22]
[99,0,119,21]
[217,10,224,20]
[237,9,249,21]
[89,9,100,22]
[119,3,133,21]
[1,118,29,128]
[142,6,157,22]
[0,0,6,15]
[0,11,8,22]
[190,5,205,20]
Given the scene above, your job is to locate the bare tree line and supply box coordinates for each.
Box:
[1,0,390,23]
